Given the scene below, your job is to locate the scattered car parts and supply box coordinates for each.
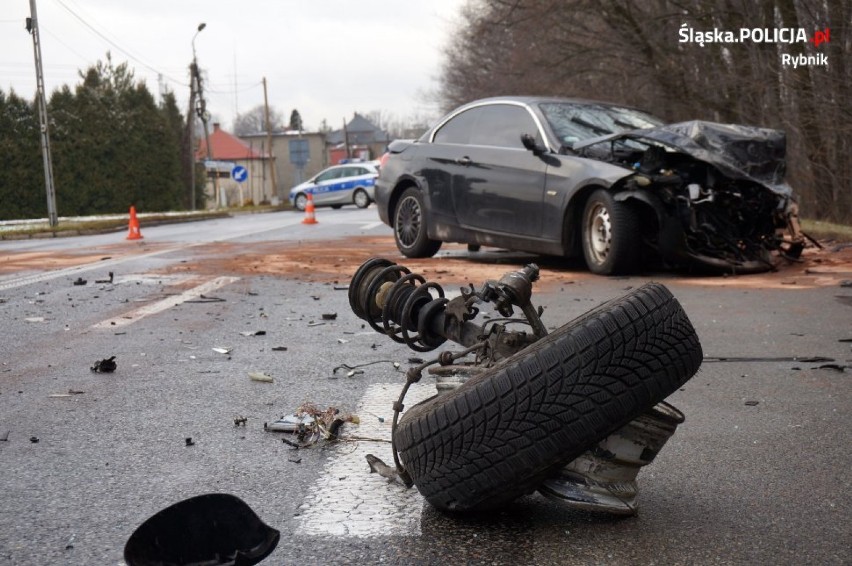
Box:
[90,356,117,373]
[349,257,703,513]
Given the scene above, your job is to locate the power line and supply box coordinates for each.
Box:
[52,0,189,87]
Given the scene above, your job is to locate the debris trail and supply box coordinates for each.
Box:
[295,382,433,538]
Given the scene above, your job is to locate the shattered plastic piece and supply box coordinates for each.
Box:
[25,317,45,323]
[94,272,114,284]
[185,294,226,303]
[30,436,39,443]
[49,389,85,398]
[271,346,288,351]
[366,454,406,485]
[91,356,117,373]
[307,321,325,327]
[212,347,232,354]
[0,431,9,441]
[234,416,248,427]
[240,330,267,336]
[248,372,274,383]
[337,338,349,344]
[840,280,852,288]
[124,493,279,566]
[346,370,364,378]
[73,277,87,286]
[322,313,338,320]
[264,415,316,432]
[813,364,848,372]
[266,403,357,447]
[185,437,195,446]
[744,400,760,406]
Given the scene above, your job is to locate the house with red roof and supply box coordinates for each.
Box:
[195,124,275,208]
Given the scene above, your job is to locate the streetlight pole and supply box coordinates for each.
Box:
[26,0,58,227]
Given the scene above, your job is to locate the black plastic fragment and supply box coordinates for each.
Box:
[124,493,279,566]
[91,356,117,373]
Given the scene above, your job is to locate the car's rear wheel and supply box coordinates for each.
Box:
[353,189,371,209]
[581,189,641,275]
[394,187,441,258]
[294,193,308,212]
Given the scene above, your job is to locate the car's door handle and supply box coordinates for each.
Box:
[456,156,472,166]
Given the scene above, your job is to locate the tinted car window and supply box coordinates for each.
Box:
[316,169,341,182]
[468,104,539,149]
[433,108,480,144]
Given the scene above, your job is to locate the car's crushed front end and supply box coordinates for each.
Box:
[576,120,804,273]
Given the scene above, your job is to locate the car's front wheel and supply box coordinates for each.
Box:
[394,187,441,258]
[581,189,641,275]
[353,189,370,209]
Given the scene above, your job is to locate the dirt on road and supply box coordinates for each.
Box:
[159,236,852,291]
[3,236,851,290]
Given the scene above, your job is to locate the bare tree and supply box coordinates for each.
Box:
[232,104,284,135]
[439,0,852,223]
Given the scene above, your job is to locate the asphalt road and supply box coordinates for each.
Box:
[0,208,849,565]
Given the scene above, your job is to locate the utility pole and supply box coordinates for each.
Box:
[26,0,58,227]
[262,77,277,203]
[186,65,198,210]
[343,117,351,160]
[195,68,217,207]
[188,23,206,211]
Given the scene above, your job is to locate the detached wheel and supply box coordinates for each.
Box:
[394,187,441,258]
[394,282,703,512]
[581,189,641,275]
[294,193,308,212]
[353,189,371,209]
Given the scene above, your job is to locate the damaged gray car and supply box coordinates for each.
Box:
[375,96,804,275]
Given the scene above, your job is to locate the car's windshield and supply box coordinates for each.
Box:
[539,103,663,147]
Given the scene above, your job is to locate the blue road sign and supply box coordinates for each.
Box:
[231,165,248,183]
[289,139,309,167]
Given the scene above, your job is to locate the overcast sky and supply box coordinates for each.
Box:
[1,0,466,131]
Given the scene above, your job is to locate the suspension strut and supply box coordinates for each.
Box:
[349,257,548,360]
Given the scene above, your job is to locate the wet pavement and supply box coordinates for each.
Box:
[0,209,849,565]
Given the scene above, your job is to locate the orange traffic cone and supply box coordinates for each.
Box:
[126,206,143,240]
[302,193,318,225]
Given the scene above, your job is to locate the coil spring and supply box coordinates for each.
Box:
[349,258,448,352]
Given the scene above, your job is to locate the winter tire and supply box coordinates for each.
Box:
[394,187,441,258]
[393,282,702,512]
[581,189,641,275]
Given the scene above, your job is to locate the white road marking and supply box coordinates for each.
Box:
[360,221,384,231]
[296,382,435,537]
[92,276,240,329]
[0,246,189,292]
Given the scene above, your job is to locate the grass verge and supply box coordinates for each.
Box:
[802,219,852,243]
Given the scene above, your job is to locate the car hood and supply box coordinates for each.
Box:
[574,120,792,197]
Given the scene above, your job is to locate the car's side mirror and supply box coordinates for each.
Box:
[521,134,547,156]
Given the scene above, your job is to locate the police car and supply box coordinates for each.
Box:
[289,161,379,211]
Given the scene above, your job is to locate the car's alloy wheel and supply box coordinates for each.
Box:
[294,193,308,211]
[354,189,370,209]
[394,187,441,258]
